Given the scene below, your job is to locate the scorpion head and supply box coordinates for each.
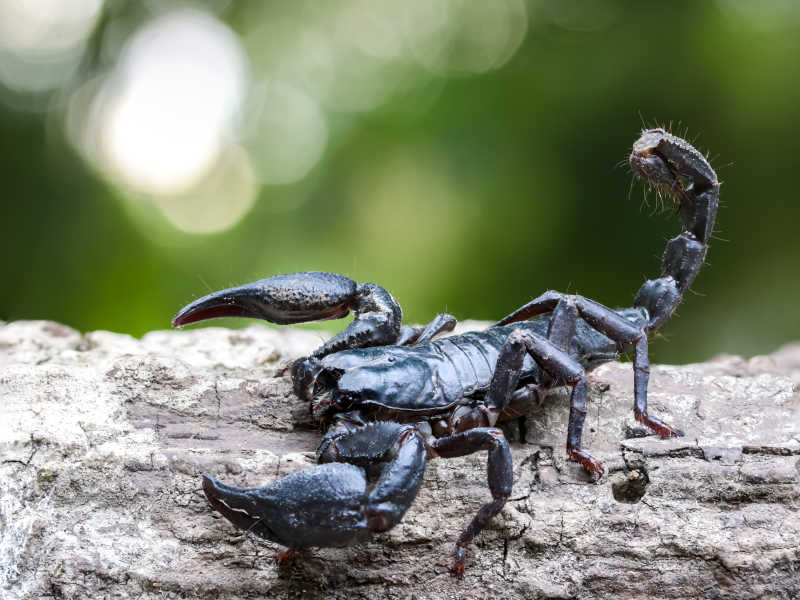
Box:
[304,349,433,422]
[332,351,436,412]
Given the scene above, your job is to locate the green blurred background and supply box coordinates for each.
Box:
[1,0,798,364]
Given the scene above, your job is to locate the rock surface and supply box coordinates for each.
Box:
[1,320,799,599]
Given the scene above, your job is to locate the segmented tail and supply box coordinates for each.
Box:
[629,129,720,332]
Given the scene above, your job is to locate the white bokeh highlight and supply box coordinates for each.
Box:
[243,81,328,185]
[101,10,248,195]
[0,0,103,96]
[59,2,531,236]
[154,144,256,234]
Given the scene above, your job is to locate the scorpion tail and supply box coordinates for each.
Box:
[629,129,720,332]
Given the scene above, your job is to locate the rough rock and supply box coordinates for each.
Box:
[1,320,798,599]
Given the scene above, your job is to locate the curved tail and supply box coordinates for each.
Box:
[629,129,720,332]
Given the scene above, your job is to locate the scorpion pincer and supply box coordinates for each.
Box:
[173,129,719,576]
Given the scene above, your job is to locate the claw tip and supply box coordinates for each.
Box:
[201,474,216,494]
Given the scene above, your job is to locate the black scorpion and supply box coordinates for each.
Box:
[172,129,719,576]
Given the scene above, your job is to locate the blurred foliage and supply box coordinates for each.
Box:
[1,0,798,364]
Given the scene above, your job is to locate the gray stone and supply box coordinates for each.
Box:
[1,320,798,599]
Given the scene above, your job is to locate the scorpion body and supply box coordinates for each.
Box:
[313,315,626,418]
[173,129,719,576]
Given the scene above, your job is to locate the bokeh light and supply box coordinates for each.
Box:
[64,8,260,232]
[243,20,336,107]
[99,9,248,195]
[538,0,619,32]
[153,144,256,234]
[0,0,102,102]
[348,146,471,268]
[4,1,800,365]
[715,0,800,29]
[336,0,406,61]
[242,81,327,185]
[404,0,529,75]
[57,2,532,235]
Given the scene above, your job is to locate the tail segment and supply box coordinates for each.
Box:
[629,129,720,332]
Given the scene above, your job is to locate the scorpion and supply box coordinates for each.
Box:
[172,129,719,576]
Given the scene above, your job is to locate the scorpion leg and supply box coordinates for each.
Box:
[202,421,427,558]
[495,300,575,435]
[396,313,457,346]
[487,327,605,474]
[430,427,512,577]
[494,289,561,327]
[453,301,574,432]
[570,295,682,437]
[499,384,546,421]
[497,290,682,439]
[631,335,682,437]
